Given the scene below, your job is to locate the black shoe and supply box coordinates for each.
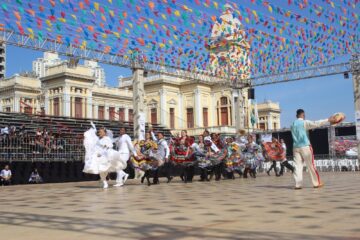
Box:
[266,171,270,176]
[153,178,159,184]
[141,176,145,183]
[167,176,173,183]
[180,175,184,182]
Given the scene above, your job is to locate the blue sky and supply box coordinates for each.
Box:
[5,45,354,128]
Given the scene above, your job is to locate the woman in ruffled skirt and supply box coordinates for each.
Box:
[83,123,127,189]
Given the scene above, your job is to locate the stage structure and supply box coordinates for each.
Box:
[0,0,359,159]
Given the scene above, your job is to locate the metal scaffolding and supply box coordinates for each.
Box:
[2,29,357,88]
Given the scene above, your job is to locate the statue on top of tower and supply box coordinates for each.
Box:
[206,4,251,81]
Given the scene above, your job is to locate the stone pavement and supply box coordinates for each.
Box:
[0,172,359,240]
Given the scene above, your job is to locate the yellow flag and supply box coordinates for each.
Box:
[94,2,99,11]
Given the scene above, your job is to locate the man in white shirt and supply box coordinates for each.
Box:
[113,127,138,187]
[150,130,172,184]
[1,165,12,186]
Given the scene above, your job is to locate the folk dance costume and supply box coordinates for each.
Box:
[279,142,295,176]
[224,142,243,179]
[243,141,262,178]
[263,140,284,176]
[131,138,163,186]
[170,136,195,183]
[151,131,171,184]
[197,136,221,181]
[210,135,228,181]
[291,118,328,189]
[83,123,126,189]
[131,140,157,174]
[191,139,211,181]
[113,133,137,186]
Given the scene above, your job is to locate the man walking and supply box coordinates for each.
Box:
[291,109,332,189]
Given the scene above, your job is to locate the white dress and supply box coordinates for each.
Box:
[83,127,124,174]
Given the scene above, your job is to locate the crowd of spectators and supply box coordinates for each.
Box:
[0,125,83,159]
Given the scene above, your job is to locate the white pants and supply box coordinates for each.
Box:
[116,170,127,183]
[293,146,321,188]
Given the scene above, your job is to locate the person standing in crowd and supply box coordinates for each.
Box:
[291,109,332,189]
[0,165,12,186]
[114,127,137,187]
[150,130,172,184]
[278,139,295,176]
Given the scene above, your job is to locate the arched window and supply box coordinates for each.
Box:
[217,96,232,126]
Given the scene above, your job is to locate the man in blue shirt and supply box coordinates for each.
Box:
[291,109,331,189]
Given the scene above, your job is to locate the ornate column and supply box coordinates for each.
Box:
[125,106,129,121]
[159,89,167,126]
[267,114,273,130]
[211,93,216,126]
[104,103,109,120]
[93,105,98,119]
[177,93,183,128]
[14,94,20,112]
[132,68,146,140]
[87,90,93,119]
[235,89,245,130]
[231,90,237,127]
[63,86,71,117]
[194,88,202,127]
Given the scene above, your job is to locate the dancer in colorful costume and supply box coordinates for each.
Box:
[83,123,127,189]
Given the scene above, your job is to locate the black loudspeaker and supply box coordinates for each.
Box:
[248,88,255,99]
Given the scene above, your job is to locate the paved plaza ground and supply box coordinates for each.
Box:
[0,172,359,240]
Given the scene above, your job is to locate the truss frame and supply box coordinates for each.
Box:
[1,30,356,88]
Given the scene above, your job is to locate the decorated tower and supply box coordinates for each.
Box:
[206,4,253,130]
[206,4,251,81]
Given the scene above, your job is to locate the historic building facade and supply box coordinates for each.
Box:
[0,61,281,134]
[0,4,281,134]
[0,63,134,121]
[256,100,281,131]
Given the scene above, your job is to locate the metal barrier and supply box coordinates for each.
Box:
[1,134,359,173]
[0,135,84,162]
